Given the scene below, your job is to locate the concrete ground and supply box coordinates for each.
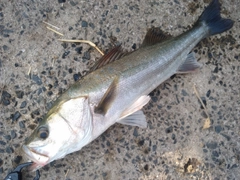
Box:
[0,0,239,179]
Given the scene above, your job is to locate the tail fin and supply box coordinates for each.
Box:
[197,0,234,36]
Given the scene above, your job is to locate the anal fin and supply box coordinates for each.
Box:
[177,52,202,73]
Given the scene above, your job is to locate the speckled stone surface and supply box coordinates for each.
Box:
[0,0,239,179]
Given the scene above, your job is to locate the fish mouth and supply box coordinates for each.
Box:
[22,145,50,170]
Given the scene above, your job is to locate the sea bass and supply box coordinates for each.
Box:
[22,0,233,170]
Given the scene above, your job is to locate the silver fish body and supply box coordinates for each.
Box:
[67,24,207,139]
[22,0,233,170]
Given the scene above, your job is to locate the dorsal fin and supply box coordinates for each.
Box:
[90,45,127,71]
[94,77,119,115]
[141,27,172,47]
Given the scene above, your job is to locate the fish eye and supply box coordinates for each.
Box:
[37,126,49,139]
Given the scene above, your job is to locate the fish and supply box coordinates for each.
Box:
[22,0,233,170]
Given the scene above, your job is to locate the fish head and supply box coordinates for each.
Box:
[22,97,93,170]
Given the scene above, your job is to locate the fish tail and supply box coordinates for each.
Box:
[197,0,234,36]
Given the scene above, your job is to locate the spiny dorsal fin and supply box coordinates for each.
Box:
[94,78,119,115]
[90,45,127,71]
[141,27,172,47]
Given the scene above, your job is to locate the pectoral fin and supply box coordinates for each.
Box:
[177,52,202,73]
[118,110,147,128]
[94,78,119,115]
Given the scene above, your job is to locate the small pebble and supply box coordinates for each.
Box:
[19,121,25,129]
[151,96,158,102]
[212,105,217,110]
[137,139,144,146]
[2,98,10,106]
[206,90,211,97]
[70,1,77,6]
[203,148,208,153]
[14,156,22,164]
[165,126,173,133]
[11,130,17,139]
[220,133,231,141]
[75,47,82,54]
[89,22,95,29]
[213,66,219,73]
[20,101,27,108]
[212,150,219,158]
[62,51,70,59]
[58,0,66,3]
[73,73,80,81]
[61,43,68,49]
[0,158,3,166]
[132,43,136,50]
[16,90,24,98]
[37,88,43,96]
[83,51,90,61]
[12,111,21,121]
[181,89,189,96]
[102,172,107,178]
[6,146,14,154]
[3,45,9,51]
[231,164,238,169]
[144,164,149,171]
[32,75,42,85]
[48,84,53,90]
[47,91,53,96]
[206,141,218,149]
[2,90,11,98]
[81,21,88,27]
[4,135,11,141]
[215,125,222,133]
[133,128,139,137]
[0,141,6,146]
[167,105,172,110]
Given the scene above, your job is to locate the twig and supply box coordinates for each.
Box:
[65,168,69,179]
[46,26,64,36]
[58,39,104,56]
[43,21,60,30]
[193,85,211,129]
[28,66,31,77]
